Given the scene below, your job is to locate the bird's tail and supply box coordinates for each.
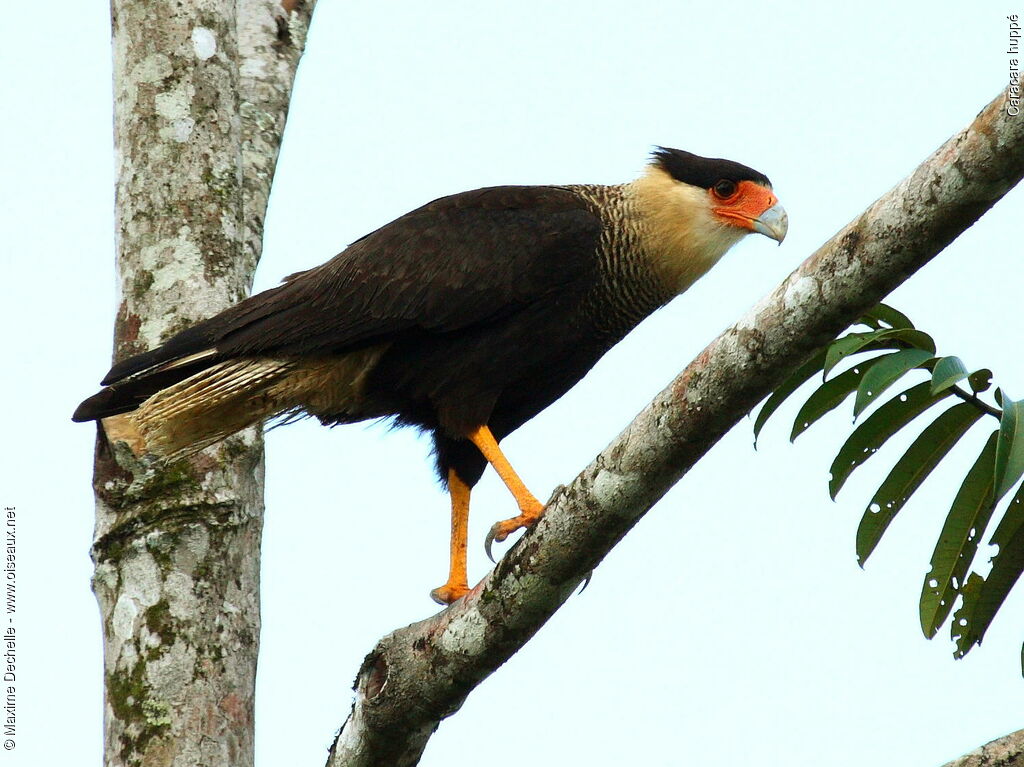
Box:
[75,348,387,458]
[128,358,301,458]
[74,356,300,459]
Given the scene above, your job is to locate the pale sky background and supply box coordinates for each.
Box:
[4,2,1024,766]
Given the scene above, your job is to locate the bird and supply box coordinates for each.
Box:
[74,147,787,605]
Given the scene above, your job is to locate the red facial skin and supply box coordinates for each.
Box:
[709,179,778,230]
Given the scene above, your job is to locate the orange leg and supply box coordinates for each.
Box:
[466,425,545,553]
[430,468,472,605]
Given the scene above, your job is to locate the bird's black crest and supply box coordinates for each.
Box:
[651,147,771,190]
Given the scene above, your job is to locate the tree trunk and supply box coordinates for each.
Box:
[91,2,316,765]
[327,87,1024,767]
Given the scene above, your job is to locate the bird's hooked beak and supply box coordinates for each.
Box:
[751,202,788,244]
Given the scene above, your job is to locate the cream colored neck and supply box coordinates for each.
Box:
[624,165,746,296]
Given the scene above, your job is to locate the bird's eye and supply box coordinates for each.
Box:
[713,180,737,199]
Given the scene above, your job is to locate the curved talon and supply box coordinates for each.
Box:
[484,520,514,563]
[484,512,541,563]
[483,520,515,562]
[484,526,498,563]
[578,570,594,595]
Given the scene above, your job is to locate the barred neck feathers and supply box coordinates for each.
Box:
[625,165,747,296]
[569,183,670,336]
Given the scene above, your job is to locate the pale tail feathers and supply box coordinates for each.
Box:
[118,345,390,459]
[131,358,299,459]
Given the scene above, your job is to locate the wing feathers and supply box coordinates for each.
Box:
[76,185,602,447]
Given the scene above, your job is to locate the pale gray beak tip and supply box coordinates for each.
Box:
[752,203,788,244]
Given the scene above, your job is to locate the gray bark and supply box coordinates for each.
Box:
[92,2,316,766]
[327,88,1024,767]
[940,728,1024,767]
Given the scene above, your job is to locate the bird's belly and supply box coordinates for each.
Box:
[489,335,615,430]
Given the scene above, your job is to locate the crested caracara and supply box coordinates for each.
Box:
[74,147,787,604]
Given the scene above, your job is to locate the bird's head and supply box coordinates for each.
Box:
[629,146,788,294]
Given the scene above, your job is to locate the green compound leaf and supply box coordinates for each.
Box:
[829,382,951,500]
[791,358,884,442]
[930,356,970,396]
[853,349,935,418]
[823,328,936,379]
[862,303,915,330]
[856,402,984,566]
[753,348,828,446]
[920,431,998,639]
[953,481,1024,660]
[994,396,1024,504]
[752,302,1022,671]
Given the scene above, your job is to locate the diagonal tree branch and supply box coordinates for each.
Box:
[93,2,315,765]
[327,88,1024,767]
[939,727,1024,767]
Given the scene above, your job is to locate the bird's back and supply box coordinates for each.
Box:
[73,184,621,457]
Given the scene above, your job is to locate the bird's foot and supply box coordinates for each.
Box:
[430,580,471,606]
[484,502,544,563]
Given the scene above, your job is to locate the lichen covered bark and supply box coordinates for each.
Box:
[327,88,1024,767]
[939,727,1024,767]
[96,1,315,765]
[93,436,264,767]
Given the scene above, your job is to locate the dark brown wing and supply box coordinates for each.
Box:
[92,184,601,387]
